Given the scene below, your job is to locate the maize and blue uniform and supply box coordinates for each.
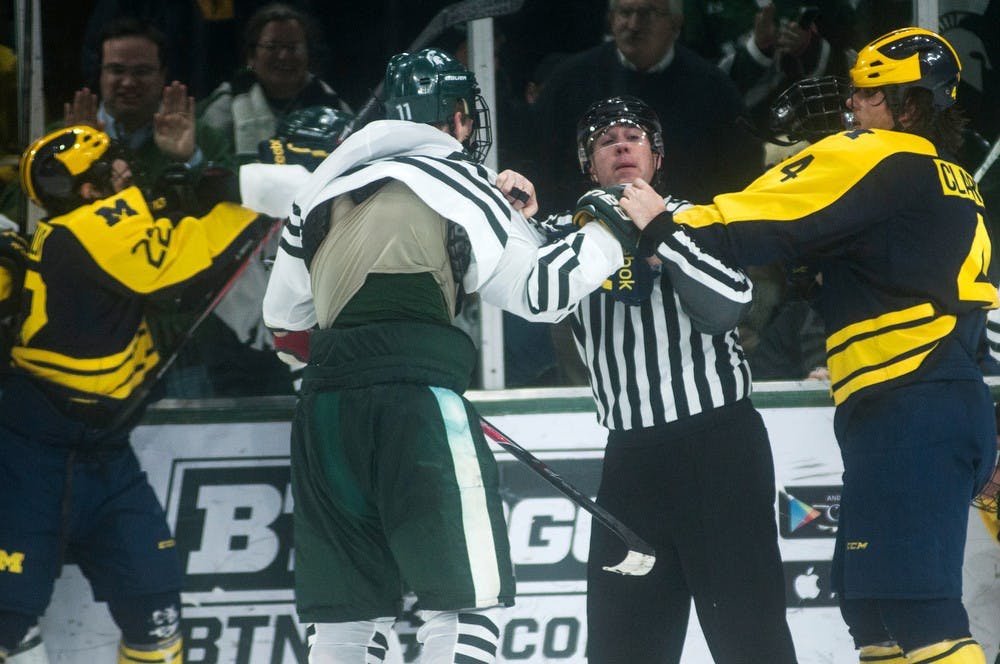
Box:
[663,127,999,652]
[0,186,267,654]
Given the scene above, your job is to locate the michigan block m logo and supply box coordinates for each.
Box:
[0,549,25,573]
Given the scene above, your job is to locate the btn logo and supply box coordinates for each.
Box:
[165,459,294,596]
[0,549,25,574]
[497,455,603,583]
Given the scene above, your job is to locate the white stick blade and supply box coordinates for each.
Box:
[602,550,656,576]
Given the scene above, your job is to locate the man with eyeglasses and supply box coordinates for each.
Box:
[63,17,234,193]
[198,4,351,166]
[0,17,233,226]
[527,0,763,218]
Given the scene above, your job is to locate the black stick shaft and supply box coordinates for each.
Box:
[480,416,655,558]
[108,218,282,432]
[337,0,525,142]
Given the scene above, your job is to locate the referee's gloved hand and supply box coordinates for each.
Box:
[572,186,640,252]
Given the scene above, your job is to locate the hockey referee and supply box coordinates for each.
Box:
[532,95,796,664]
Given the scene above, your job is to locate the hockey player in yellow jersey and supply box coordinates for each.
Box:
[0,125,272,663]
[619,27,997,664]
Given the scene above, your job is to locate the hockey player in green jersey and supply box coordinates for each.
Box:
[621,27,998,664]
[256,48,626,663]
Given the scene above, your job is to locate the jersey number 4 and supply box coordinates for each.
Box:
[957,213,997,308]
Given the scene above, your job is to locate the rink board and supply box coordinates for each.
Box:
[38,384,1000,663]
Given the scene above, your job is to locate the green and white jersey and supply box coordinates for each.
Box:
[253,120,624,333]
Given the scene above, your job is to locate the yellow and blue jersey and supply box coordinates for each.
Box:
[11,186,264,412]
[674,128,997,405]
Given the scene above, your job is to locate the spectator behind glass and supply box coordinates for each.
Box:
[197,3,351,166]
[81,0,210,99]
[67,17,235,192]
[528,0,763,217]
[681,1,859,137]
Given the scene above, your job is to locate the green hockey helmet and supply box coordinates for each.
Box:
[276,106,355,151]
[383,48,492,163]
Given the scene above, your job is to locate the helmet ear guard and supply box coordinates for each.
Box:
[849,27,962,111]
[575,95,665,174]
[19,126,116,214]
[382,48,493,163]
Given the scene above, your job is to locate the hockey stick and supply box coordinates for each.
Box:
[337,0,525,143]
[479,417,656,576]
[108,217,283,432]
[974,133,1000,183]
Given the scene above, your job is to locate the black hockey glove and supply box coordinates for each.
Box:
[147,164,240,222]
[572,186,640,251]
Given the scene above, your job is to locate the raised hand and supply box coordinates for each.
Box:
[154,81,196,161]
[64,88,103,129]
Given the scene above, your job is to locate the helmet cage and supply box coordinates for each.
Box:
[576,96,665,174]
[464,93,493,164]
[770,76,853,143]
[849,27,962,110]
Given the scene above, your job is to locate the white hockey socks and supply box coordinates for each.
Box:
[416,608,501,664]
[306,618,394,663]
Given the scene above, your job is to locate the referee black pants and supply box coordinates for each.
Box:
[586,398,797,664]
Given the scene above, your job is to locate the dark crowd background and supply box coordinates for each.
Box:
[28,0,609,122]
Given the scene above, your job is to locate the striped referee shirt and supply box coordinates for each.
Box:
[537,195,754,431]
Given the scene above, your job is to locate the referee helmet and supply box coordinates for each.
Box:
[576,96,665,174]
